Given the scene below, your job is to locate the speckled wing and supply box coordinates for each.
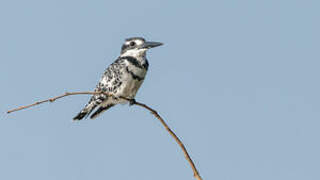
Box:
[73,58,126,120]
[89,58,126,106]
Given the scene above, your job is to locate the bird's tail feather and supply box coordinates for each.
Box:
[90,104,114,119]
[73,102,97,121]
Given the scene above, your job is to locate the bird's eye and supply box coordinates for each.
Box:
[130,42,136,46]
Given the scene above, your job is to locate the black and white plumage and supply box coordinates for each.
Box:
[73,37,163,120]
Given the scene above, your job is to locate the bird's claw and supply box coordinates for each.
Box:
[129,98,136,106]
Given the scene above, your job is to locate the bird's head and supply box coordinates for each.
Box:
[120,37,163,57]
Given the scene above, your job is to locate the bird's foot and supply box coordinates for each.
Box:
[129,98,136,106]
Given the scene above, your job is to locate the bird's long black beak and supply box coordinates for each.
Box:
[142,41,163,49]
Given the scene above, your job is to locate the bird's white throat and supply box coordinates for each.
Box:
[120,48,147,58]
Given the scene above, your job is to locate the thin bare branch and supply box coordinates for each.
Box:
[130,100,202,180]
[7,91,202,180]
[7,91,112,114]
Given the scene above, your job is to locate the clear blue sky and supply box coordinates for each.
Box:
[1,0,320,179]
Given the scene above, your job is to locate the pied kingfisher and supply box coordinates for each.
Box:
[73,37,163,120]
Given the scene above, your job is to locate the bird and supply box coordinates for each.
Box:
[73,37,163,120]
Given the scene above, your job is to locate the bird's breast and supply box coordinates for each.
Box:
[116,64,147,98]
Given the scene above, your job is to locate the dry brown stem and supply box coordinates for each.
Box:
[7,91,202,180]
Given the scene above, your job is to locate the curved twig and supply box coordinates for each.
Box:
[7,91,202,180]
[129,100,202,180]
